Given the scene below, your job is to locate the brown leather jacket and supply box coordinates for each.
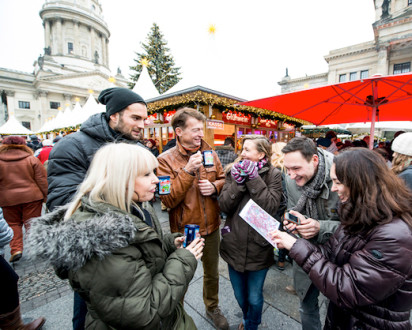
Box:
[0,144,48,207]
[157,139,225,236]
[290,218,412,330]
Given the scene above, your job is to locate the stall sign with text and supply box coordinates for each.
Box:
[222,111,252,125]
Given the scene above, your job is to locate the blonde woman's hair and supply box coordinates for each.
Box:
[64,143,158,220]
[271,142,287,172]
[226,135,272,173]
[392,152,412,175]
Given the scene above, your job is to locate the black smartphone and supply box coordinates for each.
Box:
[284,212,301,225]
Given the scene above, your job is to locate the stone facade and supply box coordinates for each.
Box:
[0,0,127,131]
[278,0,412,94]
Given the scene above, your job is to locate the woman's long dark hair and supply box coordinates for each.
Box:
[334,148,412,234]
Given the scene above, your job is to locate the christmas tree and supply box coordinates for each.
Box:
[129,23,181,94]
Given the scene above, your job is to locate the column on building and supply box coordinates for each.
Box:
[90,27,96,63]
[74,20,80,56]
[5,90,15,117]
[376,45,389,75]
[101,34,107,67]
[38,91,49,129]
[105,37,109,67]
[44,19,51,51]
[56,19,63,54]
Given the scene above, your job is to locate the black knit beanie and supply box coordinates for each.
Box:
[98,87,147,119]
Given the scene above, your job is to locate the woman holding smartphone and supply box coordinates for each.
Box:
[271,148,412,329]
[27,143,204,329]
[219,135,282,330]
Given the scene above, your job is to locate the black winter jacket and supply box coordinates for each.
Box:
[47,113,144,210]
[290,219,412,330]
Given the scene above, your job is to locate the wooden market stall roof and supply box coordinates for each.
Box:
[146,85,309,126]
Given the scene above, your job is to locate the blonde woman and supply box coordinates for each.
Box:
[391,132,412,191]
[219,135,282,330]
[27,143,204,329]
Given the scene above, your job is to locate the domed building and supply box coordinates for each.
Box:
[0,0,127,131]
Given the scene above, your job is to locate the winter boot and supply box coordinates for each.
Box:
[0,305,45,329]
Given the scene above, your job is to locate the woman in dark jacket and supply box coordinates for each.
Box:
[219,135,282,330]
[272,148,412,329]
[27,143,204,329]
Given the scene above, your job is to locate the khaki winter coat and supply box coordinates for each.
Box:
[285,148,340,300]
[0,144,47,207]
[157,139,225,236]
[27,198,198,329]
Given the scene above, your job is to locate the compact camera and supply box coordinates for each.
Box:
[284,212,301,225]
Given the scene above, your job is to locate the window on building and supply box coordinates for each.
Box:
[50,101,60,109]
[360,70,369,79]
[18,101,30,109]
[68,42,74,54]
[394,62,411,74]
[339,74,346,82]
[22,121,31,130]
[409,0,412,6]
[349,72,357,81]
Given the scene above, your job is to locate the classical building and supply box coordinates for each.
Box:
[0,0,127,131]
[278,0,412,93]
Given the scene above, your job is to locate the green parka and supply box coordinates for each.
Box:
[27,198,198,329]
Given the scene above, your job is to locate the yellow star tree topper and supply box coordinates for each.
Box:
[208,24,216,35]
[140,58,149,67]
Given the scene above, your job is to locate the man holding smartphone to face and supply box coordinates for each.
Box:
[281,137,340,330]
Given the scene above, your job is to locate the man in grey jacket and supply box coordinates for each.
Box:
[282,137,340,330]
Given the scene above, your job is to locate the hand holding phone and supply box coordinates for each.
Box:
[284,211,301,225]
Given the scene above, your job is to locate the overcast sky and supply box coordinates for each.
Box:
[0,0,376,100]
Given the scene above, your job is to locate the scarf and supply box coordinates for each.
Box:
[292,151,326,219]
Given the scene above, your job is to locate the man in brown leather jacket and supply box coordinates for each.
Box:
[157,107,228,329]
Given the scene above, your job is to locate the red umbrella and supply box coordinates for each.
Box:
[241,73,412,149]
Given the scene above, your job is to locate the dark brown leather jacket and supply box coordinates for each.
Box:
[290,218,412,330]
[0,144,48,207]
[219,164,282,272]
[157,139,225,236]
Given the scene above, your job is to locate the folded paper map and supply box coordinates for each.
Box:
[239,199,280,248]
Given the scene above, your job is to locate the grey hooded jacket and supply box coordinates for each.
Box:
[285,148,340,300]
[27,199,197,329]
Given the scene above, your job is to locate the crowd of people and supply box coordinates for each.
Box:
[0,87,411,330]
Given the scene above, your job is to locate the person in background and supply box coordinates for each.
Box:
[325,131,338,155]
[27,143,203,329]
[271,148,412,329]
[316,137,332,151]
[35,139,53,164]
[219,135,282,330]
[391,132,412,190]
[0,136,47,263]
[27,135,43,152]
[157,108,229,329]
[281,137,340,330]
[162,138,176,153]
[0,214,46,329]
[270,142,290,271]
[373,147,392,168]
[145,138,159,157]
[0,208,13,259]
[215,137,237,169]
[46,87,148,330]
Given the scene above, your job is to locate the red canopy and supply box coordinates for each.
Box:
[241,73,412,125]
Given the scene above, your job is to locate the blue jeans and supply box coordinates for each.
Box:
[299,284,321,330]
[73,292,87,330]
[228,265,269,330]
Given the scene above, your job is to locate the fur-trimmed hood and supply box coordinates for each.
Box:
[27,200,155,272]
[0,144,33,160]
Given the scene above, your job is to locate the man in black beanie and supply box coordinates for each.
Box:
[46,87,147,330]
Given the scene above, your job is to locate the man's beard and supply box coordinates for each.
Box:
[113,119,143,141]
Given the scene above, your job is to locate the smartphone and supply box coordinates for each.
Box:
[284,212,300,225]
